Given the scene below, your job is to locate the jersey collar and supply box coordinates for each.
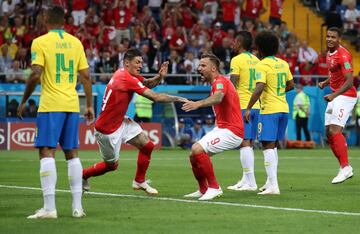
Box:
[49,29,65,39]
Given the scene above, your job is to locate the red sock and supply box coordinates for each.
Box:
[328,136,340,164]
[330,133,349,168]
[83,161,118,179]
[135,141,154,183]
[193,152,219,189]
[189,155,208,194]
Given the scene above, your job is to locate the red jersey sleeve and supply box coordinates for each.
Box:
[340,52,353,74]
[212,77,228,94]
[125,75,148,94]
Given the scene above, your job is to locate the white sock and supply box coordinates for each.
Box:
[40,157,57,211]
[263,149,278,188]
[68,157,83,210]
[274,147,279,167]
[240,146,256,187]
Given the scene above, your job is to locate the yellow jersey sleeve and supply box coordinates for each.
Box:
[230,53,260,109]
[31,39,44,66]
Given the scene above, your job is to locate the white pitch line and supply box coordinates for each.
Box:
[1,184,359,217]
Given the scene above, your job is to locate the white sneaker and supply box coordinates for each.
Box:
[331,166,353,184]
[132,180,158,195]
[227,178,246,190]
[199,187,223,201]
[259,179,270,192]
[83,178,90,192]
[237,184,258,191]
[72,209,86,218]
[184,190,204,198]
[257,187,280,195]
[27,208,57,219]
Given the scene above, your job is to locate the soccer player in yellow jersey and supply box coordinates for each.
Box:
[227,31,260,191]
[245,31,294,195]
[17,6,94,218]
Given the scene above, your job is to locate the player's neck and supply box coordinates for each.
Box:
[328,45,339,53]
[47,24,64,31]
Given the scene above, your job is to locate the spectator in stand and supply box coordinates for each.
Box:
[316,49,328,78]
[96,51,113,84]
[64,15,79,36]
[176,118,192,149]
[71,0,88,26]
[199,2,217,28]
[203,114,215,134]
[111,43,126,70]
[0,44,13,76]
[7,98,19,117]
[213,37,233,73]
[220,0,238,31]
[169,26,187,55]
[187,36,202,59]
[242,0,265,21]
[24,98,38,118]
[184,51,200,84]
[87,7,100,24]
[180,4,197,32]
[2,0,17,23]
[148,0,162,25]
[12,15,26,42]
[210,22,227,48]
[1,38,18,59]
[100,0,114,26]
[166,49,186,84]
[298,40,318,85]
[6,60,25,83]
[269,0,284,26]
[113,0,132,43]
[344,2,360,35]
[131,18,147,47]
[190,119,206,144]
[86,49,98,75]
[15,47,30,69]
[280,47,298,74]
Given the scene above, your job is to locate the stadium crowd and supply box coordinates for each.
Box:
[1,0,357,86]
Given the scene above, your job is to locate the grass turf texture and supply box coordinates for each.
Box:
[1,148,360,233]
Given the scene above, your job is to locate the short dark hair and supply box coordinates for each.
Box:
[124,48,142,61]
[327,27,342,37]
[255,31,279,57]
[47,6,65,25]
[201,53,220,71]
[237,31,253,51]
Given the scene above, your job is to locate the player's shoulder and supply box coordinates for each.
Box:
[231,54,243,63]
[64,32,83,47]
[338,46,352,58]
[32,33,49,44]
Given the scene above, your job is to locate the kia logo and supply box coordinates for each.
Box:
[12,128,35,147]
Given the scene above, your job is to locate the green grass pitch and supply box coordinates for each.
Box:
[1,148,360,233]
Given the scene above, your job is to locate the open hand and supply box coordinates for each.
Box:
[84,107,95,125]
[182,101,200,112]
[244,109,251,123]
[324,94,335,102]
[16,102,26,120]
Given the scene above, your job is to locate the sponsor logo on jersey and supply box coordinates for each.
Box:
[344,62,351,70]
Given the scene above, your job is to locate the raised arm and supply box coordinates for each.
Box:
[142,61,169,89]
[17,64,43,119]
[182,91,224,112]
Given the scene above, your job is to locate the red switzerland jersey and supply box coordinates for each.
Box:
[270,0,283,18]
[326,46,357,98]
[211,76,244,138]
[95,69,148,134]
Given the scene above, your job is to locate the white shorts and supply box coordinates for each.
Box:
[95,117,143,163]
[325,95,357,127]
[198,127,243,154]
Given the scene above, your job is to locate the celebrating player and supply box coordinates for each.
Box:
[17,6,94,219]
[245,31,294,195]
[318,27,357,184]
[82,48,187,195]
[182,53,244,201]
[227,31,260,191]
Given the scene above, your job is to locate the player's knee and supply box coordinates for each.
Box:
[140,141,155,155]
[191,143,203,155]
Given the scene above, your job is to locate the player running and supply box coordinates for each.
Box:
[245,31,294,195]
[82,48,187,195]
[182,53,244,201]
[227,31,260,191]
[318,27,357,184]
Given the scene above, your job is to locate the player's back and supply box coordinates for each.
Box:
[230,52,260,109]
[95,68,147,134]
[212,76,244,138]
[255,56,293,114]
[32,30,88,112]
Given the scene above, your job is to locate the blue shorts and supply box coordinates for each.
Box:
[258,113,288,142]
[35,112,79,150]
[242,109,259,140]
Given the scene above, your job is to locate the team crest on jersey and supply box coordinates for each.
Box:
[216,83,224,89]
[344,62,351,70]
[255,72,261,80]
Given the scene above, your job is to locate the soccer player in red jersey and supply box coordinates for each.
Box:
[182,53,244,200]
[318,27,357,184]
[82,48,187,194]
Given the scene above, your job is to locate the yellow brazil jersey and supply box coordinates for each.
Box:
[230,52,260,109]
[31,29,89,112]
[255,56,293,114]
